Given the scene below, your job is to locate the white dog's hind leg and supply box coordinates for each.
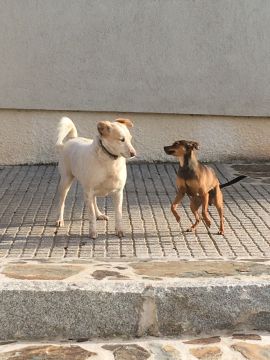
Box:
[94,197,108,220]
[56,175,74,227]
[85,192,98,238]
[113,189,124,238]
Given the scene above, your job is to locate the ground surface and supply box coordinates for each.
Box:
[0,162,269,259]
[0,334,270,359]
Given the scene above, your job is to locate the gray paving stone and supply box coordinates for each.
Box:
[0,163,269,259]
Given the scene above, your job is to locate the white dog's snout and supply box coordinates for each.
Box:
[128,144,136,158]
[129,150,136,158]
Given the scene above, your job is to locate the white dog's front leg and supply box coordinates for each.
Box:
[85,192,97,239]
[113,189,124,238]
[94,197,108,221]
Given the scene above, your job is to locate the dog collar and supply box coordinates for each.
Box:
[99,139,119,160]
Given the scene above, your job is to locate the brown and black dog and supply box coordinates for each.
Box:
[164,140,246,235]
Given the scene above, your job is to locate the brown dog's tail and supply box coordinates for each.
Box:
[220,175,246,189]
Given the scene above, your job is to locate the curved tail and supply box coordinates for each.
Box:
[56,117,78,148]
[220,175,246,189]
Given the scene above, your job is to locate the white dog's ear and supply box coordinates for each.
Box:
[115,118,133,128]
[97,121,112,136]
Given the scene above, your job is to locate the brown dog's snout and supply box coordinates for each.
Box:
[164,146,174,155]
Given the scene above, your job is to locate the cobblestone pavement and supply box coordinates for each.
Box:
[0,162,269,259]
[0,333,270,360]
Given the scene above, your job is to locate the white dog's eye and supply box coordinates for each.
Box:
[120,137,125,142]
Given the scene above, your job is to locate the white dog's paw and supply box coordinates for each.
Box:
[89,230,98,239]
[96,214,109,221]
[116,229,124,238]
[56,219,64,227]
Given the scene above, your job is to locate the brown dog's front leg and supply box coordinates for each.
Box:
[171,191,185,223]
[187,197,201,232]
[200,191,211,228]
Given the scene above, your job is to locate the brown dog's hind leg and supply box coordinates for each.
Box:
[171,190,185,223]
[186,197,201,232]
[214,187,224,235]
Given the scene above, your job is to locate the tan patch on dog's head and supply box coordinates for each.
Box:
[97,121,112,137]
[115,118,133,128]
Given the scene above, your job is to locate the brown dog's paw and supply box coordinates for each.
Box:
[217,230,224,235]
[204,219,211,228]
[186,227,193,233]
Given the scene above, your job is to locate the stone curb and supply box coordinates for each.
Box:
[1,278,270,340]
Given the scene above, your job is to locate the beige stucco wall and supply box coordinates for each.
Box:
[1,0,270,117]
[0,110,269,165]
[1,1,269,165]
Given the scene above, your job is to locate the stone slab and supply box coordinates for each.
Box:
[0,259,270,340]
[0,334,269,360]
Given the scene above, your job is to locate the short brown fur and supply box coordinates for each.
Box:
[164,140,224,235]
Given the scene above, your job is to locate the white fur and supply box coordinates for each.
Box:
[56,116,78,148]
[56,116,136,239]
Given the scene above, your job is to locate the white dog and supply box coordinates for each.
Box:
[56,116,136,238]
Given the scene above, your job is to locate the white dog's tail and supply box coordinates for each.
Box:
[56,117,78,148]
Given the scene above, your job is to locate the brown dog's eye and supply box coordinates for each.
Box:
[120,137,125,142]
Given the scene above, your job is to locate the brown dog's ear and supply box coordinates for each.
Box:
[186,141,199,150]
[97,121,112,137]
[115,118,133,128]
[191,141,199,150]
